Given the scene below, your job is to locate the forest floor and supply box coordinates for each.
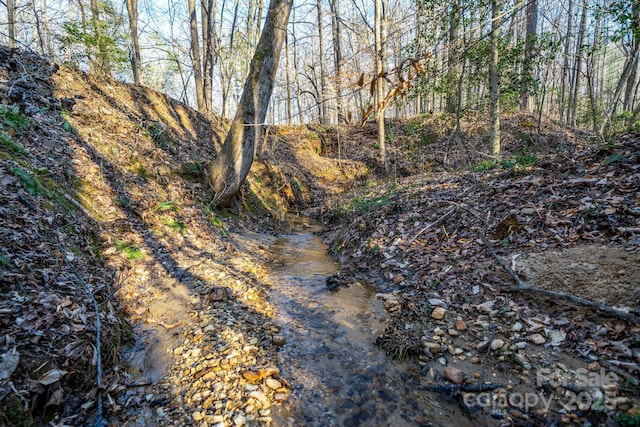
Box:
[0,45,638,427]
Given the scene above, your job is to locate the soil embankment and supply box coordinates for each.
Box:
[1,44,638,427]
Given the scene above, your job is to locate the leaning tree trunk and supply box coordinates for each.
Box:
[208,0,293,206]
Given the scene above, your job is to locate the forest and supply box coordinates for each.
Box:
[0,0,639,427]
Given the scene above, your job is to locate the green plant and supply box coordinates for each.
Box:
[0,131,27,156]
[615,413,640,427]
[165,218,186,234]
[115,195,132,207]
[10,165,44,195]
[472,160,499,172]
[115,241,144,260]
[0,106,31,132]
[341,193,392,215]
[0,255,12,268]
[156,200,179,212]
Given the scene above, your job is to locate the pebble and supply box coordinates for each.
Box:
[512,322,523,332]
[587,361,601,372]
[233,412,246,426]
[491,339,505,351]
[470,356,481,364]
[528,333,546,345]
[272,335,286,346]
[265,378,282,390]
[431,307,447,320]
[455,320,467,331]
[192,411,204,422]
[447,328,459,336]
[515,341,527,349]
[444,366,465,384]
[274,393,289,403]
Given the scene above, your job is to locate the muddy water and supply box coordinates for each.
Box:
[267,222,472,427]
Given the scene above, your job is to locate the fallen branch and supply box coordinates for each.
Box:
[482,232,640,325]
[421,383,506,393]
[408,208,456,245]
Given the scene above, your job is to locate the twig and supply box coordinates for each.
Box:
[408,208,456,245]
[482,228,640,325]
[421,383,506,393]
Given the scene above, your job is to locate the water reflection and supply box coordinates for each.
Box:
[267,224,472,427]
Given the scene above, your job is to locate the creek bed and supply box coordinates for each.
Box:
[267,221,472,427]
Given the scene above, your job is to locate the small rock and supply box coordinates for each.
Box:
[470,356,481,364]
[428,298,446,307]
[272,335,286,346]
[233,412,246,426]
[515,341,527,349]
[491,339,505,351]
[192,411,204,422]
[455,320,467,331]
[443,366,465,384]
[431,307,447,320]
[392,274,405,284]
[274,393,289,403]
[265,378,282,390]
[448,328,459,336]
[243,366,280,382]
[587,361,601,372]
[512,322,523,332]
[527,333,546,345]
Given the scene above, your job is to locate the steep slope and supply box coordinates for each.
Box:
[0,45,369,426]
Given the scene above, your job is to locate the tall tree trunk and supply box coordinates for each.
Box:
[329,0,343,123]
[489,0,501,157]
[446,1,460,114]
[90,0,108,74]
[126,0,142,84]
[188,0,205,111]
[375,0,388,172]
[316,0,328,124]
[519,0,537,111]
[202,0,216,112]
[569,0,588,126]
[208,0,293,206]
[7,0,16,48]
[285,31,292,124]
[559,0,574,124]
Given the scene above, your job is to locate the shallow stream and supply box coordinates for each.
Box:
[267,221,471,427]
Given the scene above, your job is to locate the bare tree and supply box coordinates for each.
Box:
[519,0,537,111]
[489,0,501,157]
[375,0,388,172]
[187,0,205,111]
[208,0,293,206]
[126,0,142,84]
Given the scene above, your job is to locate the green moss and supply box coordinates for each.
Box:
[115,241,144,260]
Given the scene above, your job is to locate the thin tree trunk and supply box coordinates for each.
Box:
[569,0,587,126]
[7,0,16,48]
[316,0,327,124]
[489,0,501,157]
[126,0,142,84]
[375,0,388,172]
[285,31,292,124]
[446,1,460,114]
[329,0,343,123]
[519,0,537,111]
[208,0,293,206]
[202,0,216,112]
[188,0,205,111]
[559,0,574,124]
[90,0,108,74]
